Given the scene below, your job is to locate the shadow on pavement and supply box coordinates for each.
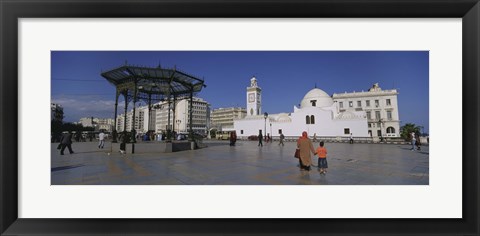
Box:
[52,164,85,172]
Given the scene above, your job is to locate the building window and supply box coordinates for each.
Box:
[375,100,379,107]
[310,100,317,107]
[278,129,282,134]
[349,101,353,107]
[375,111,381,120]
[366,100,370,107]
[344,128,350,134]
[310,115,315,124]
[366,111,371,120]
[306,116,310,124]
[387,111,392,120]
[339,102,343,108]
[241,130,244,134]
[387,127,395,133]
[357,101,361,107]
[368,123,371,128]
[386,99,391,106]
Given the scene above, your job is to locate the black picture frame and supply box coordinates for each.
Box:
[1,0,479,235]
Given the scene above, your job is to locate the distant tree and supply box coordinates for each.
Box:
[400,123,421,141]
[61,122,82,133]
[210,129,217,139]
[83,126,95,132]
[51,120,63,142]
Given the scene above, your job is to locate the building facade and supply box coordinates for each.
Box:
[129,97,211,135]
[234,77,369,138]
[79,117,115,132]
[79,117,94,127]
[95,118,115,132]
[116,109,144,133]
[210,107,247,131]
[169,97,210,135]
[332,83,400,137]
[51,103,64,122]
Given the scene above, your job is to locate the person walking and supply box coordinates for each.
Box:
[229,131,237,146]
[415,132,421,150]
[59,131,74,155]
[98,131,105,149]
[119,132,127,154]
[297,131,316,171]
[410,131,416,151]
[258,130,263,147]
[316,141,328,174]
[278,133,285,146]
[313,133,317,142]
[349,133,354,144]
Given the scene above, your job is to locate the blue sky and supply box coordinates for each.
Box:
[51,51,429,133]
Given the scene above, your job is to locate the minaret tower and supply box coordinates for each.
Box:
[246,76,262,116]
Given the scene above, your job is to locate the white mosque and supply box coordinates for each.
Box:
[233,77,392,139]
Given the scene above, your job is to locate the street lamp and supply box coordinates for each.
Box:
[264,112,268,141]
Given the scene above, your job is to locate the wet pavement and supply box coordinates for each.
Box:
[51,140,429,185]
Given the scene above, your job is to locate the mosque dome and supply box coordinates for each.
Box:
[276,113,292,122]
[300,88,334,108]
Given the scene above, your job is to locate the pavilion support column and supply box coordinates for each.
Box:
[189,90,193,141]
[172,95,176,135]
[131,82,137,154]
[123,90,128,153]
[148,93,152,131]
[112,89,120,143]
[167,93,172,142]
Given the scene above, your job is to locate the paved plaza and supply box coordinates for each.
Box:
[51,140,429,185]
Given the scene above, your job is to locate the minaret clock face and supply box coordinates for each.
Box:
[248,93,255,102]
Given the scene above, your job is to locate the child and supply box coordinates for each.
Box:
[316,141,328,174]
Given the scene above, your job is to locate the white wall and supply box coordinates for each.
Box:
[235,108,369,138]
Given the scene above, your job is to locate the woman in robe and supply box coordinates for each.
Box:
[297,131,316,171]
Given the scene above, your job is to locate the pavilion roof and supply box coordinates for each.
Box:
[101,65,206,97]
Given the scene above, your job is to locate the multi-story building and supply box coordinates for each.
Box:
[79,117,115,132]
[211,107,246,131]
[154,97,210,135]
[51,103,64,122]
[95,118,115,132]
[79,117,94,127]
[116,108,144,133]
[332,83,400,137]
[115,97,210,135]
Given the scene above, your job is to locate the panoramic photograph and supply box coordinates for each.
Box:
[51,51,429,185]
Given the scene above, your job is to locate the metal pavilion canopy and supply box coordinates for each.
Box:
[101,64,206,152]
[102,65,205,100]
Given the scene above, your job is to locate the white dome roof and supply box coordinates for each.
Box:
[276,113,292,122]
[300,88,334,108]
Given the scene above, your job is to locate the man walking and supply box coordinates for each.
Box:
[98,131,105,149]
[60,131,74,155]
[258,130,263,147]
[410,131,416,151]
[278,133,285,146]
